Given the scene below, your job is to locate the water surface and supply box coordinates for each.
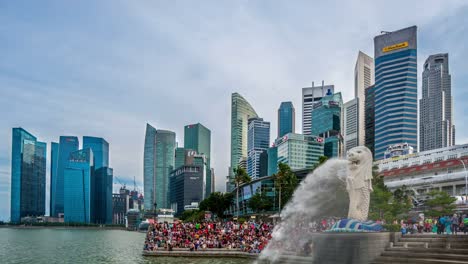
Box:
[0,228,252,264]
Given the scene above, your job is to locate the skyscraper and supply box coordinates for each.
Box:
[343,98,358,153]
[10,128,46,223]
[311,92,343,158]
[278,102,295,138]
[83,136,109,169]
[374,26,418,160]
[420,53,455,151]
[276,133,324,170]
[229,93,258,192]
[64,148,94,223]
[143,124,176,210]
[354,51,375,146]
[302,82,334,135]
[365,85,376,158]
[50,136,79,217]
[50,142,59,216]
[247,118,270,180]
[267,146,278,176]
[184,123,212,197]
[174,147,186,169]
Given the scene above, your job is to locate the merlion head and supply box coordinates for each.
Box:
[347,146,373,176]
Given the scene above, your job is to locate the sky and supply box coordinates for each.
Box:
[1,0,468,221]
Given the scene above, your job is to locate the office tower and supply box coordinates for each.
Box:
[184,123,212,196]
[10,128,46,223]
[267,146,278,176]
[93,167,113,224]
[174,147,186,169]
[50,136,79,217]
[343,98,358,153]
[365,85,376,158]
[302,81,334,135]
[143,124,176,210]
[112,187,130,225]
[276,133,324,170]
[64,148,94,223]
[229,93,258,192]
[259,150,268,178]
[311,92,343,158]
[420,53,455,151]
[210,168,215,194]
[354,51,375,146]
[83,136,109,169]
[169,165,204,215]
[278,102,295,138]
[374,26,418,159]
[50,142,59,216]
[247,118,270,180]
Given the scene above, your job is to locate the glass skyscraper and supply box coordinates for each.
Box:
[174,147,186,169]
[302,82,334,136]
[278,102,295,138]
[184,123,212,196]
[229,93,258,192]
[267,146,278,176]
[51,136,79,217]
[83,136,109,169]
[311,92,343,158]
[276,133,324,170]
[143,124,176,210]
[64,148,94,223]
[10,128,46,223]
[420,53,455,151]
[374,26,418,160]
[247,118,270,179]
[365,85,376,158]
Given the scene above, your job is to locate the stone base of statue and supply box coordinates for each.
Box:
[326,218,383,232]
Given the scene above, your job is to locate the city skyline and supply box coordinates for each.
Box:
[1,1,468,221]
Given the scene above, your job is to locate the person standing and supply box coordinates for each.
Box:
[451,214,459,235]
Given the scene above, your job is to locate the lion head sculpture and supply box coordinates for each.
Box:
[347,146,373,186]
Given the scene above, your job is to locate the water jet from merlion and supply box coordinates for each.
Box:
[257,146,383,264]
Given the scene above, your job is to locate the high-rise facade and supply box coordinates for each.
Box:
[278,102,295,138]
[247,118,270,180]
[343,98,358,153]
[50,142,59,216]
[311,92,343,158]
[51,136,79,217]
[184,123,212,197]
[10,128,46,223]
[64,148,94,223]
[365,85,376,158]
[276,133,324,170]
[143,124,176,210]
[83,136,109,169]
[93,167,113,224]
[420,53,455,151]
[302,82,334,135]
[229,93,258,192]
[267,146,278,176]
[169,165,204,215]
[174,147,186,169]
[354,51,375,146]
[374,26,418,160]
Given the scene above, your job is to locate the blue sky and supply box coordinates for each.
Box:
[1,1,467,221]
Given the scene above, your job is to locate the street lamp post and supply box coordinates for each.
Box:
[458,159,467,203]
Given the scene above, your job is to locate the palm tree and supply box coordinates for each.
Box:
[233,166,251,219]
[273,163,298,211]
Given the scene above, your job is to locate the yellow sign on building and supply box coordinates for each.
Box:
[382,41,409,53]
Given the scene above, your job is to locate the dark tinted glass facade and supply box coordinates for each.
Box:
[365,85,376,158]
[93,167,113,224]
[169,165,204,215]
[10,128,46,223]
[50,142,59,215]
[51,136,79,217]
[278,102,295,138]
[83,136,109,169]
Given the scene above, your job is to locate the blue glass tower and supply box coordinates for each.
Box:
[64,148,94,223]
[374,26,418,159]
[11,128,47,223]
[83,136,109,169]
[50,142,59,216]
[51,136,79,217]
[247,118,270,179]
[267,146,278,176]
[278,102,295,138]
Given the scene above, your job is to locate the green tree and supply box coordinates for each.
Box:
[391,185,414,218]
[199,192,234,219]
[232,166,251,218]
[248,191,273,213]
[273,163,298,210]
[424,190,457,217]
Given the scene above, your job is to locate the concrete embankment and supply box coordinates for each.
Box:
[142,248,258,259]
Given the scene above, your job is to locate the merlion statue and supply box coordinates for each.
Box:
[346,146,373,222]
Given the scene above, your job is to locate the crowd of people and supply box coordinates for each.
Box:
[144,221,274,253]
[400,214,468,235]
